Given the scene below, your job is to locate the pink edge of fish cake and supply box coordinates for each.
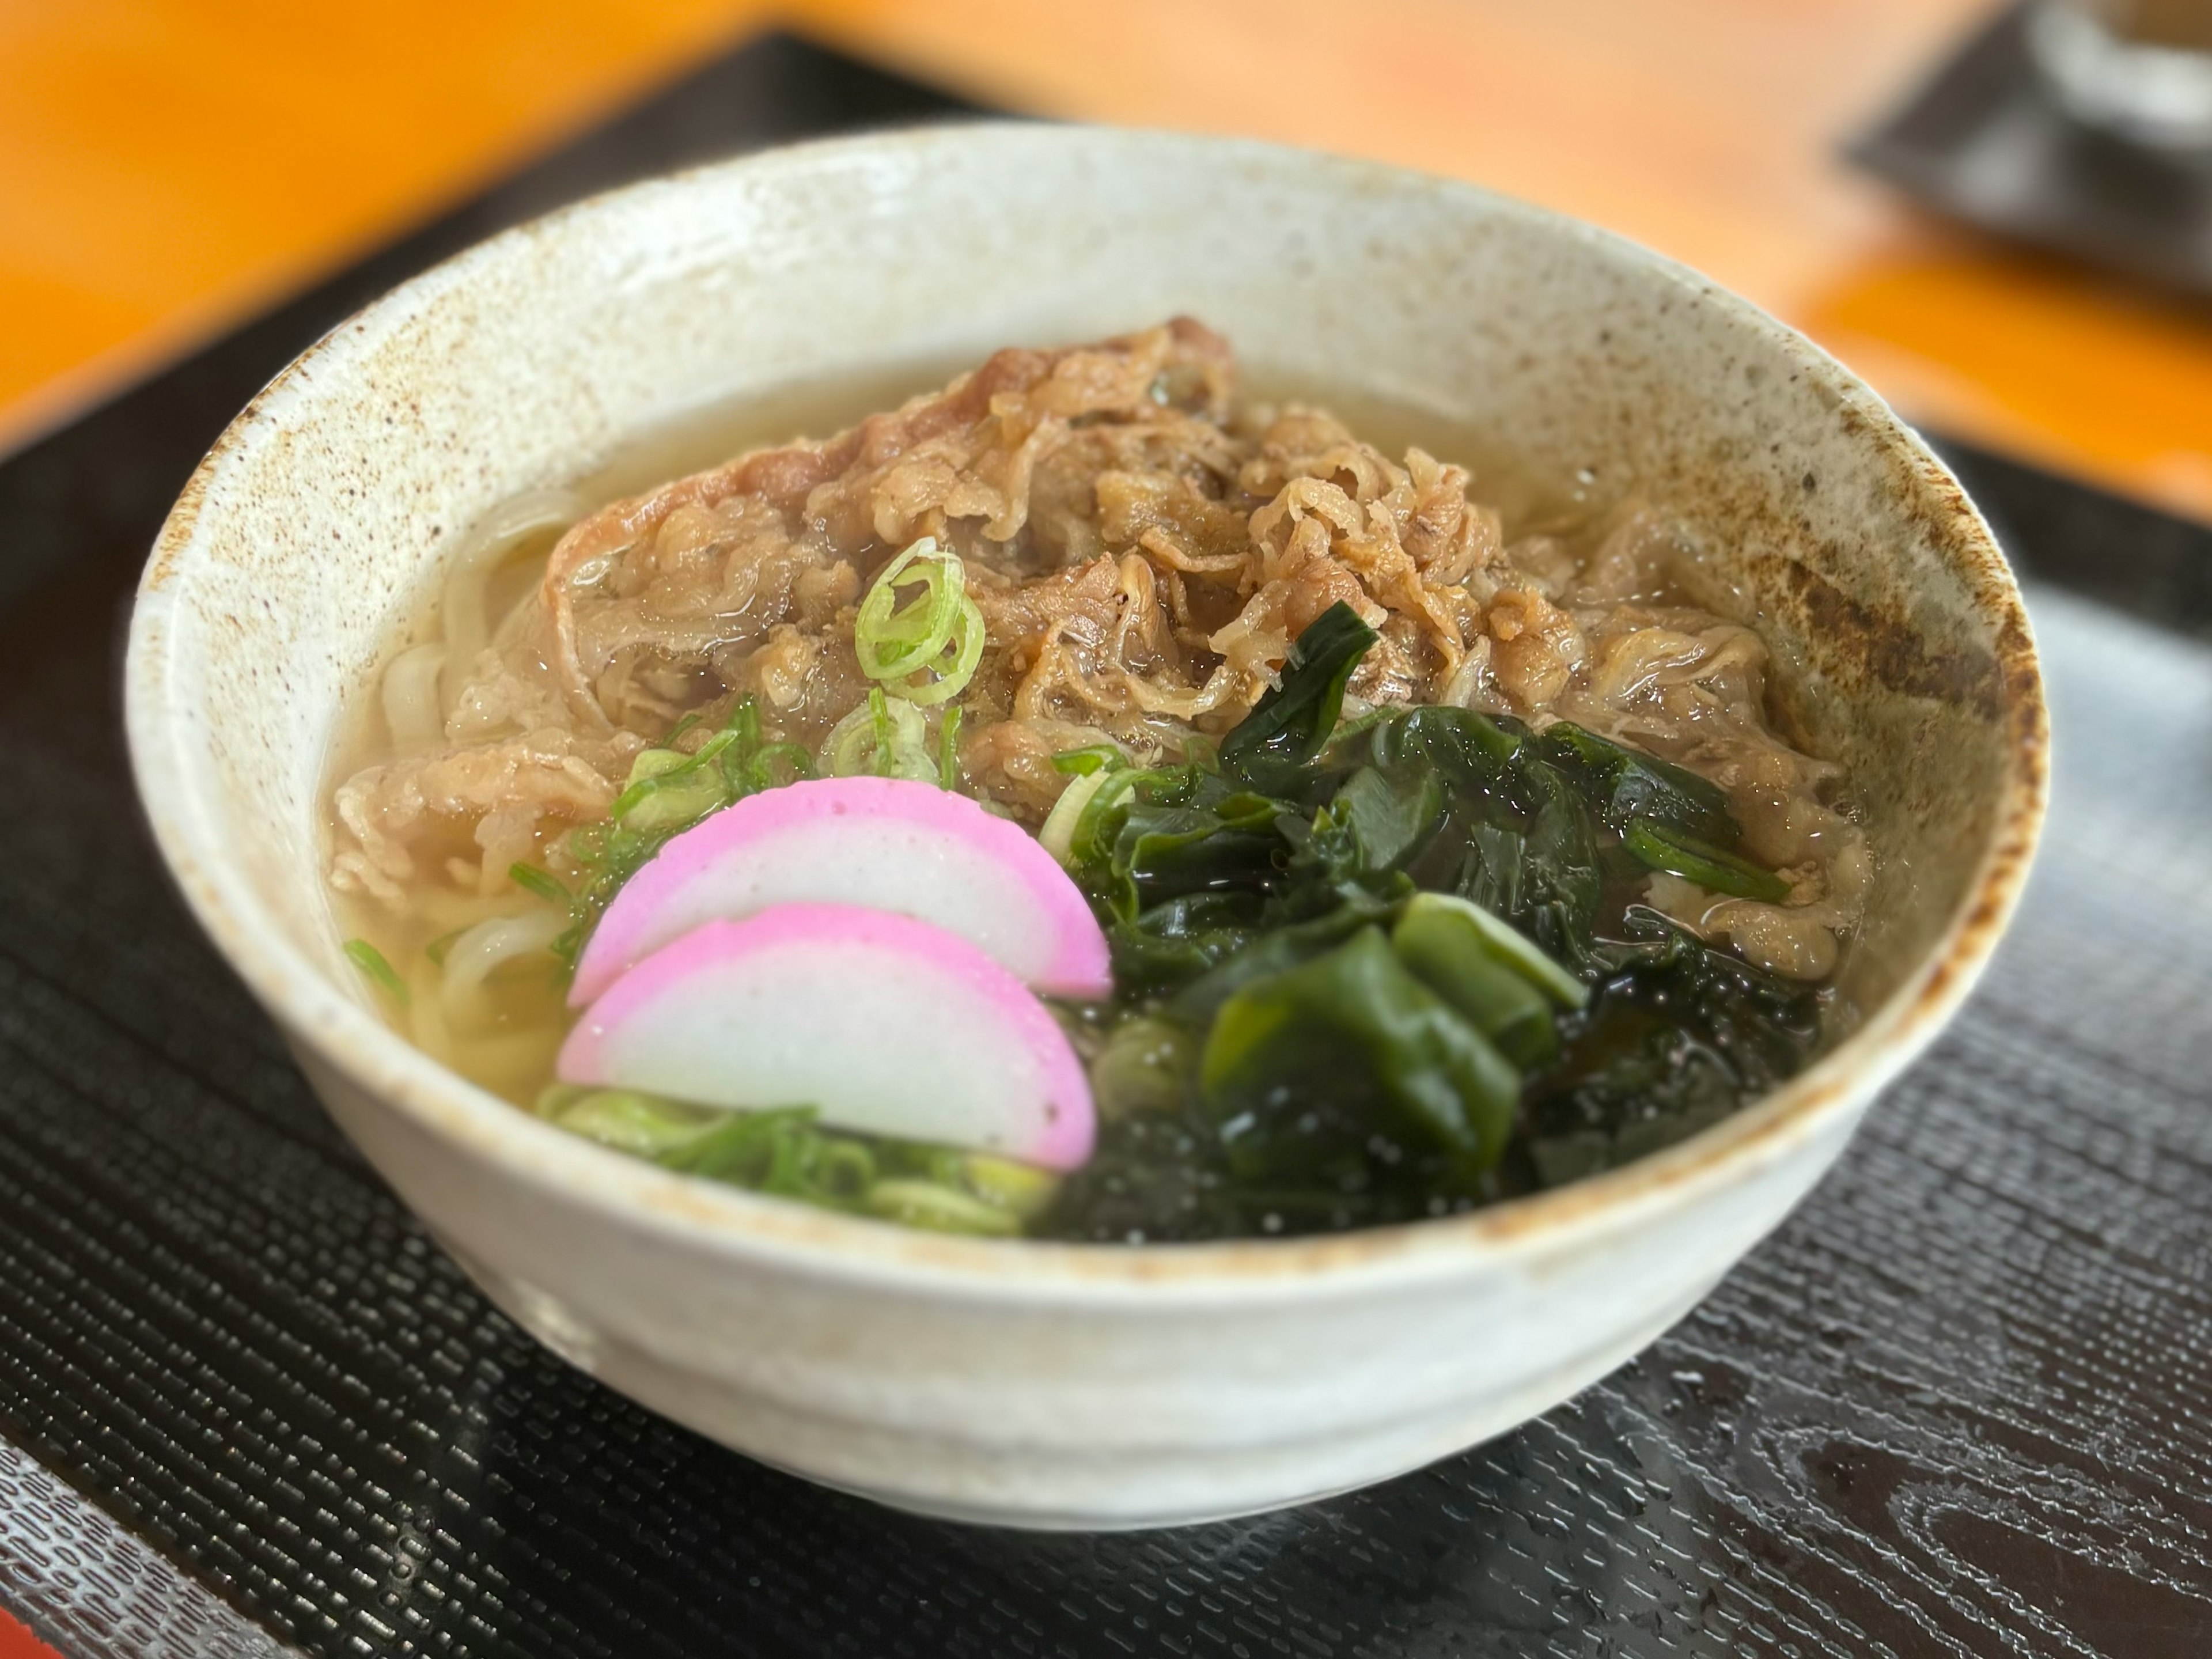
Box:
[569,775,1111,1008]
[556,903,1096,1171]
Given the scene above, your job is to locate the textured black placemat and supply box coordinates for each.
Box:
[3,29,2211,1659]
[1850,2,2212,298]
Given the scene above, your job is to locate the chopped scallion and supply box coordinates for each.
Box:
[959,1155,1062,1219]
[508,862,569,905]
[745,741,813,793]
[343,939,408,1006]
[1050,743,1128,777]
[854,537,986,705]
[865,1179,1022,1237]
[820,687,937,781]
[1039,767,1113,867]
[937,706,964,791]
[1622,820,1791,904]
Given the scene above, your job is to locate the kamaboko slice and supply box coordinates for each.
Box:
[570,776,1110,1007]
[556,904,1095,1171]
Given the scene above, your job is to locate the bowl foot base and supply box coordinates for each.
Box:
[458,1252,1714,1532]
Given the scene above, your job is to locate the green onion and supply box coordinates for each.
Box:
[1622,819,1792,903]
[1088,1016,1196,1116]
[535,1086,719,1158]
[959,1156,1062,1219]
[1050,743,1128,777]
[745,741,814,793]
[820,688,937,781]
[718,698,763,764]
[343,939,408,1006]
[906,595,984,706]
[1039,768,1113,867]
[507,862,569,905]
[821,690,882,775]
[856,539,961,675]
[609,730,739,827]
[871,689,896,763]
[531,1092,1059,1238]
[937,706,963,791]
[865,1179,1022,1237]
[816,1140,878,1203]
[423,927,464,967]
[854,537,986,706]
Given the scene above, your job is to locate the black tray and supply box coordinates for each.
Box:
[3,31,2210,1659]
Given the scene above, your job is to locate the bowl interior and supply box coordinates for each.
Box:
[128,124,2041,1270]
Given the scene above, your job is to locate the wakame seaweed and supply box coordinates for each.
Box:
[1033,602,1831,1243]
[1218,601,1379,796]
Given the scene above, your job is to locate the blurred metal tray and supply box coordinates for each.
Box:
[1,31,2209,1659]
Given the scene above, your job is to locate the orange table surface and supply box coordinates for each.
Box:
[7,0,2212,523]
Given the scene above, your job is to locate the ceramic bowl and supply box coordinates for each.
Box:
[124,125,2045,1529]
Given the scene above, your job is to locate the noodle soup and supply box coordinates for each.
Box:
[327,320,1866,1243]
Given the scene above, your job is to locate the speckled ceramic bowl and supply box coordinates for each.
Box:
[124,126,2045,1529]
